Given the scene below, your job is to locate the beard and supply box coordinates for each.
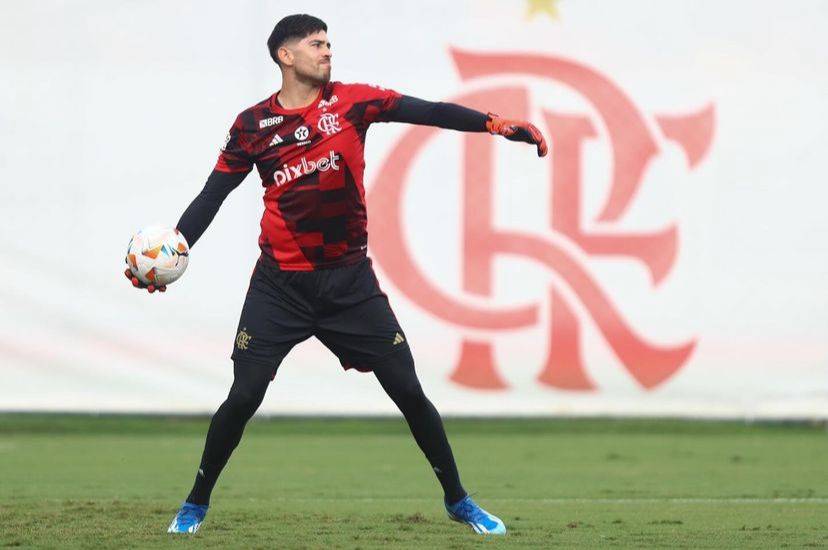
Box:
[296,63,331,87]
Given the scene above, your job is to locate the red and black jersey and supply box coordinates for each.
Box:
[215,81,402,271]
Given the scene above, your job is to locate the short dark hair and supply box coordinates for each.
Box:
[267,14,328,66]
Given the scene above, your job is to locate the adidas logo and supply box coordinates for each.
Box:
[393,332,405,345]
[269,134,283,147]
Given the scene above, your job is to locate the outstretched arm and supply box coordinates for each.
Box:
[381,95,489,131]
[381,95,548,157]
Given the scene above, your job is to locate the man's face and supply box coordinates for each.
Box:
[283,30,331,85]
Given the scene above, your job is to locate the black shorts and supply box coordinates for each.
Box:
[231,254,410,375]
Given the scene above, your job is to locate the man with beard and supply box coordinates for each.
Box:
[129,13,546,536]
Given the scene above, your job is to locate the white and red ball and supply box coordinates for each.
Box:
[125,225,189,286]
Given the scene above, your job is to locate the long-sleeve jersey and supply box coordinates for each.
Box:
[177,81,488,270]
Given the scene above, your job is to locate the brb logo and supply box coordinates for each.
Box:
[368,50,715,391]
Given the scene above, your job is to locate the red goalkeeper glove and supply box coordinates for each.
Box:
[485,113,548,157]
[123,268,166,294]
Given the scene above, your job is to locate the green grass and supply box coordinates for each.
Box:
[1,415,826,548]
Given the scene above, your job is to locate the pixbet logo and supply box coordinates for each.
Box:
[368,49,714,391]
[272,150,340,187]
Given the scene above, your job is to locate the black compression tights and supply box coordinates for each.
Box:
[372,350,467,505]
[186,360,271,506]
[186,353,466,506]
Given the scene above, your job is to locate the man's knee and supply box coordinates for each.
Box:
[227,384,264,410]
[395,377,427,407]
[375,352,429,410]
[226,360,272,413]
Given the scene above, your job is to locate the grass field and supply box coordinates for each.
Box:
[0,415,826,548]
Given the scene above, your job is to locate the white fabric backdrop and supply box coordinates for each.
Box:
[1,1,826,417]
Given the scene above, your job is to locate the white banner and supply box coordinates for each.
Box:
[1,1,827,417]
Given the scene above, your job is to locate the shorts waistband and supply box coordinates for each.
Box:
[257,252,369,272]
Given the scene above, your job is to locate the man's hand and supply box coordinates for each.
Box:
[486,113,548,157]
[124,268,166,293]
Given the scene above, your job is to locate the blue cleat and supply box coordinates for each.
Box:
[445,495,506,535]
[167,502,208,533]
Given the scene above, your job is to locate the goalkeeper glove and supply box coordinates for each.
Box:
[124,268,166,294]
[486,113,548,157]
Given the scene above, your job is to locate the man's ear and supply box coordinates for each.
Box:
[278,46,294,67]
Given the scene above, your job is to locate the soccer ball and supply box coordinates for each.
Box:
[125,225,189,286]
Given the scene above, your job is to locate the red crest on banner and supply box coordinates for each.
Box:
[368,50,714,391]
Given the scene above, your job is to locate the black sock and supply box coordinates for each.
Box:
[374,350,467,505]
[186,361,272,506]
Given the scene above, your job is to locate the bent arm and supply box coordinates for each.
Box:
[380,95,488,132]
[176,169,247,247]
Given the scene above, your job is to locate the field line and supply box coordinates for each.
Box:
[259,497,828,504]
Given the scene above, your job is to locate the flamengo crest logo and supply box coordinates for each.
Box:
[318,113,341,136]
[368,49,715,391]
[236,328,252,350]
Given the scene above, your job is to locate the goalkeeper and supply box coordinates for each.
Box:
[126,13,546,536]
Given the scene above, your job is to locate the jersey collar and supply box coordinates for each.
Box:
[270,83,330,114]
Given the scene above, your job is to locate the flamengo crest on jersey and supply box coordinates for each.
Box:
[214,82,402,271]
[317,113,341,136]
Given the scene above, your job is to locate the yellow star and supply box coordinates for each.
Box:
[526,0,561,20]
